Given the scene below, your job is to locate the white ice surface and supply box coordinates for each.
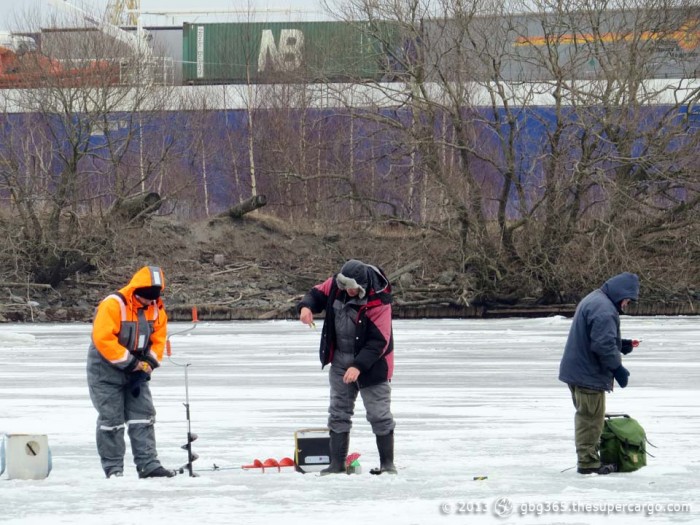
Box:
[0,317,698,525]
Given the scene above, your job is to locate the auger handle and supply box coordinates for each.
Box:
[166,306,199,357]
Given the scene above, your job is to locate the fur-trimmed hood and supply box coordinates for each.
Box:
[336,259,389,299]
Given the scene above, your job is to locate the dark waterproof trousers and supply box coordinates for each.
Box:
[87,347,163,477]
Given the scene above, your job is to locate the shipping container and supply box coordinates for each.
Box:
[423,8,700,82]
[182,21,402,84]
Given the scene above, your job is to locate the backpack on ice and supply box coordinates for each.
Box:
[600,414,648,472]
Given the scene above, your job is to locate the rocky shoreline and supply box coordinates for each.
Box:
[2,295,697,324]
[2,215,698,323]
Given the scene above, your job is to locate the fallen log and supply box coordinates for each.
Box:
[221,195,268,219]
[109,192,162,221]
[2,282,54,289]
[395,298,460,307]
[388,260,422,282]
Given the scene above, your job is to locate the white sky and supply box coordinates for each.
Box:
[0,0,332,31]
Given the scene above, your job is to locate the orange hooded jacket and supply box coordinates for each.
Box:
[91,266,168,371]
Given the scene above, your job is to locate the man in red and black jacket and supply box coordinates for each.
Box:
[297,259,396,475]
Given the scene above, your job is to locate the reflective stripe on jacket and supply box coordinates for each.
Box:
[90,266,168,371]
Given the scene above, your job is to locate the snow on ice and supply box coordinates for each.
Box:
[0,316,698,524]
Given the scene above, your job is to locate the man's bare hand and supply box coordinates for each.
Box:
[343,367,360,384]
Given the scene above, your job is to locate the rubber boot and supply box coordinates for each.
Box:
[372,431,397,475]
[320,431,349,476]
[577,463,618,475]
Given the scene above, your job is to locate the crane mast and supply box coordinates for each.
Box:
[106,0,140,27]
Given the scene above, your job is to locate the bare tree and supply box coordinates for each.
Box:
[516,0,700,299]
[0,7,179,286]
[324,0,699,303]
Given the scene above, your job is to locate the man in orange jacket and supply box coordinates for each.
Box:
[87,265,176,479]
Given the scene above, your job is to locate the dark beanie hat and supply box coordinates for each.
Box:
[135,286,161,300]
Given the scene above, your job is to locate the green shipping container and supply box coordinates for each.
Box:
[182,21,401,84]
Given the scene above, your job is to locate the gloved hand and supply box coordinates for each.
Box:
[612,365,630,388]
[128,370,151,398]
[132,360,153,374]
[621,339,640,355]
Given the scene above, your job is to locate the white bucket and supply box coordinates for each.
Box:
[1,434,52,480]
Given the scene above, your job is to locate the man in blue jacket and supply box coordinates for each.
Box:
[559,272,640,475]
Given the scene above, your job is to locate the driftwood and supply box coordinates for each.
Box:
[221,195,268,219]
[257,295,303,320]
[109,192,162,221]
[395,298,460,307]
[398,286,459,294]
[61,279,108,286]
[209,263,271,277]
[388,260,422,282]
[210,263,254,277]
[2,282,54,289]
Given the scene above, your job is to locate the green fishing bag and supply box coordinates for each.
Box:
[600,414,647,472]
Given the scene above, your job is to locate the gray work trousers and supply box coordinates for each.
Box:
[327,355,395,436]
[87,348,163,476]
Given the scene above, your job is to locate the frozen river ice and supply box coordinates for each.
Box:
[0,316,698,524]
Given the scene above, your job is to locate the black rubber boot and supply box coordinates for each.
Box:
[320,431,349,476]
[371,431,397,475]
[138,465,177,478]
[577,463,617,475]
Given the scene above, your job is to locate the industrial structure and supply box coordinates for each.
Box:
[105,0,140,27]
[0,2,697,224]
[1,2,698,88]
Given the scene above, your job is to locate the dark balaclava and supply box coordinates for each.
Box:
[134,286,162,301]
